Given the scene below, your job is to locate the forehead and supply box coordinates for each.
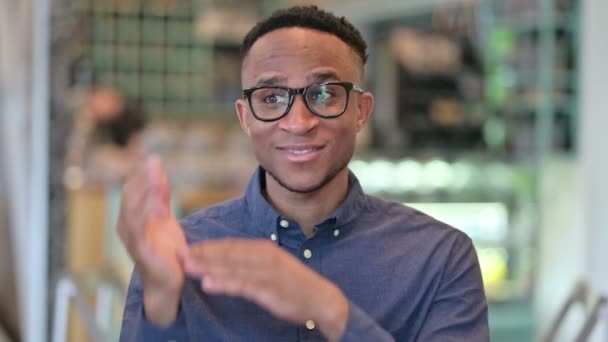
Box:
[241,27,362,86]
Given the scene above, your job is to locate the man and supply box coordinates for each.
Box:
[65,87,147,188]
[118,5,489,341]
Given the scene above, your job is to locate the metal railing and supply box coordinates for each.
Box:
[52,272,126,342]
[542,281,608,342]
[0,321,13,342]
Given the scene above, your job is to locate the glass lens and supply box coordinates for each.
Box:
[306,83,347,116]
[250,87,290,120]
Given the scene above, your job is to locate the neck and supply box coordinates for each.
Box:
[264,169,350,237]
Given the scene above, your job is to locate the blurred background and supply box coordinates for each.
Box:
[1,0,607,341]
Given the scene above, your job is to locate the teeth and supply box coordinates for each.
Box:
[287,148,315,155]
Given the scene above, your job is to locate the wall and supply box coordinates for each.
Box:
[0,129,19,341]
[0,0,50,341]
[536,0,608,339]
[579,0,608,298]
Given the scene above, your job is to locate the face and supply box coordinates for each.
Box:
[235,27,374,194]
[89,87,124,122]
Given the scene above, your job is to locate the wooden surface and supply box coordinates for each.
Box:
[66,189,108,342]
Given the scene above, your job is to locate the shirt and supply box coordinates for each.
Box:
[119,167,489,341]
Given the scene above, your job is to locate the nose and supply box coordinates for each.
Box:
[278,94,319,135]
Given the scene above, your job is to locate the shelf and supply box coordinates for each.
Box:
[494,12,576,36]
[483,0,580,155]
[502,94,575,116]
[513,69,576,90]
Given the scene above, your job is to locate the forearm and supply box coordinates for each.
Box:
[143,286,181,327]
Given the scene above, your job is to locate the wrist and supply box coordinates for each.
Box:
[143,285,181,326]
[315,284,349,342]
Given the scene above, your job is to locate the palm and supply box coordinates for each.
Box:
[117,156,187,324]
[144,214,186,289]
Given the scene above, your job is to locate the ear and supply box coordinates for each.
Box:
[235,98,251,136]
[355,92,374,133]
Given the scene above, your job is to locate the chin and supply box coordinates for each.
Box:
[272,173,325,194]
[266,165,347,195]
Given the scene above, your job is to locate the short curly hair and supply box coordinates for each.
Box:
[241,5,368,64]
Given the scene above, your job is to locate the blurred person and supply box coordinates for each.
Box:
[65,86,147,189]
[118,6,489,342]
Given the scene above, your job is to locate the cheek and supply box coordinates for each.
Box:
[322,125,358,165]
[248,126,274,156]
[332,118,359,145]
[337,129,358,155]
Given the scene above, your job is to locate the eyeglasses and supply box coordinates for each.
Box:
[242,82,365,122]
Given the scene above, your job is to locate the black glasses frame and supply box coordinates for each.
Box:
[242,81,365,122]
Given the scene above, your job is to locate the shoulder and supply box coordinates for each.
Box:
[362,194,473,249]
[362,196,481,285]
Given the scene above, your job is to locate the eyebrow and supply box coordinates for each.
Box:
[253,71,341,87]
[308,71,340,83]
[255,76,287,87]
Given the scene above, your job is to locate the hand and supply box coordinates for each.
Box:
[183,239,349,341]
[117,155,187,326]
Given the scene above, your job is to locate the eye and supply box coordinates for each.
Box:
[311,87,335,102]
[264,94,278,104]
[253,88,288,105]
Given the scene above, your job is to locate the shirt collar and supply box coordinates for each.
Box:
[244,166,368,237]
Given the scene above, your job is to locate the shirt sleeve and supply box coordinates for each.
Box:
[119,269,188,342]
[339,301,395,342]
[415,233,490,341]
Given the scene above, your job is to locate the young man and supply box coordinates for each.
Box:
[118,6,489,341]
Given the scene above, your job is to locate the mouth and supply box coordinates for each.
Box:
[285,146,322,154]
[278,145,325,162]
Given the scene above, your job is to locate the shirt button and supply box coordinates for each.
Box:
[279,219,290,228]
[333,229,340,237]
[303,249,312,259]
[270,233,277,241]
[305,320,316,330]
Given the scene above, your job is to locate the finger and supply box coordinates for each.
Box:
[118,182,153,245]
[122,157,153,201]
[126,210,161,263]
[185,246,263,280]
[146,155,171,218]
[187,261,271,282]
[190,239,276,267]
[201,275,270,300]
[202,276,242,296]
[186,241,281,284]
[119,161,153,233]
